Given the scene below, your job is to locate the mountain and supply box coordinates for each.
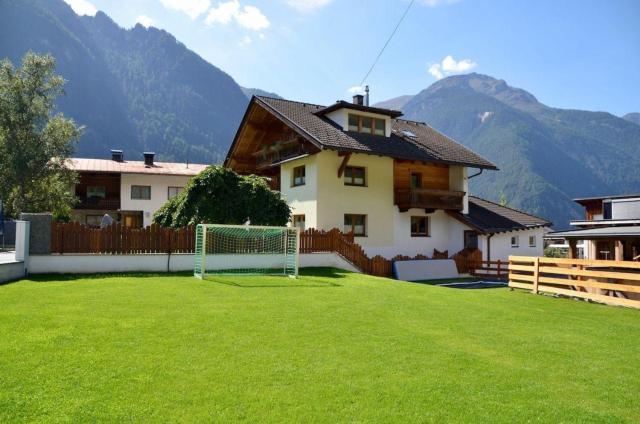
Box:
[0,0,248,163]
[241,87,282,100]
[384,73,640,228]
[373,95,413,111]
[623,112,640,125]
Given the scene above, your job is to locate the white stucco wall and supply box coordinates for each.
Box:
[316,150,396,248]
[120,173,194,227]
[280,155,319,229]
[449,166,469,214]
[479,227,546,261]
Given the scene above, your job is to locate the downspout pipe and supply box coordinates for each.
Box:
[486,233,494,261]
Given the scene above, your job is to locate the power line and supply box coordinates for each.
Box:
[359,0,416,86]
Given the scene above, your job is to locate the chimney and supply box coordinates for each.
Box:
[352,94,364,106]
[110,149,123,162]
[143,152,155,166]
[364,85,370,106]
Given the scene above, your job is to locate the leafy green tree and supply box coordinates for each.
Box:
[153,166,290,227]
[499,192,508,207]
[0,52,80,218]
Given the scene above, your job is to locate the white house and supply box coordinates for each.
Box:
[224,95,551,261]
[68,151,208,227]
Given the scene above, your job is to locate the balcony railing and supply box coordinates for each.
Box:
[394,188,465,212]
[76,197,121,210]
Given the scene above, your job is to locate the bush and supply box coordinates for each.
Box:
[544,247,567,258]
[153,166,290,227]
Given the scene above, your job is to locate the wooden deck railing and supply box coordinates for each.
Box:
[508,256,640,309]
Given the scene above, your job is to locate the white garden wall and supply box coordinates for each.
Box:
[27,252,358,275]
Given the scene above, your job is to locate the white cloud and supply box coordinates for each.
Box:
[238,35,252,47]
[206,1,270,31]
[63,0,97,16]
[347,85,365,95]
[428,55,477,80]
[160,0,211,20]
[136,15,154,28]
[285,0,333,13]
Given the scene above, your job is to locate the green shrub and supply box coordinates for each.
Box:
[153,165,290,227]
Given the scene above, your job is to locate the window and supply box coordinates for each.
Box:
[348,114,359,131]
[511,235,519,248]
[168,186,184,199]
[292,214,305,231]
[464,230,478,249]
[344,166,366,186]
[529,235,536,247]
[86,215,103,227]
[603,201,612,220]
[410,172,422,188]
[292,166,306,186]
[347,113,387,136]
[131,185,151,200]
[86,186,106,199]
[344,214,366,236]
[411,216,429,237]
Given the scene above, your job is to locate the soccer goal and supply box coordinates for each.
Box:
[194,224,299,278]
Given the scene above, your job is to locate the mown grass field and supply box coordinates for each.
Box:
[1,268,638,422]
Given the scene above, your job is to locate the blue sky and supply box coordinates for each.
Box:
[65,0,640,115]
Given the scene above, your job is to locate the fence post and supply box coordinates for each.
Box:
[497,259,502,279]
[532,257,540,294]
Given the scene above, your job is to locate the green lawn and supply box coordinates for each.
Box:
[1,269,638,422]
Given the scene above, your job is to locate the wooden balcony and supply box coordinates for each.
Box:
[76,197,121,210]
[394,188,465,212]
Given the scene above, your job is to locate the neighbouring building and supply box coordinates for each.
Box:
[546,194,640,261]
[68,150,208,228]
[224,95,551,260]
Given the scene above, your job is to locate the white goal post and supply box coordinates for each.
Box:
[194,224,299,278]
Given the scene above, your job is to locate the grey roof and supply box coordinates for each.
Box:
[574,193,640,202]
[448,196,552,234]
[252,96,497,170]
[547,226,640,239]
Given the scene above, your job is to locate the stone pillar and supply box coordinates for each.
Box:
[18,213,52,255]
[14,221,30,262]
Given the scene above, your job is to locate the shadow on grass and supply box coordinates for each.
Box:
[203,267,349,288]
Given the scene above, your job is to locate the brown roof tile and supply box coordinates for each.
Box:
[253,96,497,170]
[449,196,552,233]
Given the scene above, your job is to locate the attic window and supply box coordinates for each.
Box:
[348,113,386,136]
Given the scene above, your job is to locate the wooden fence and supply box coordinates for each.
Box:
[508,255,640,309]
[51,221,196,254]
[470,259,508,280]
[50,222,483,279]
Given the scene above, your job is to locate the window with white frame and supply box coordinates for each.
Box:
[511,235,519,248]
[529,235,536,247]
[292,166,305,187]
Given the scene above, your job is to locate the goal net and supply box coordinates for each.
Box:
[194,224,299,278]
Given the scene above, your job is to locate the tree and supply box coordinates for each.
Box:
[0,52,81,218]
[153,166,290,227]
[499,192,508,207]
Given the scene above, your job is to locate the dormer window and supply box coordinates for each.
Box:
[348,113,386,136]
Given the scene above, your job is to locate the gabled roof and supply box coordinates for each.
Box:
[448,196,552,234]
[68,158,208,176]
[314,100,403,118]
[228,96,497,170]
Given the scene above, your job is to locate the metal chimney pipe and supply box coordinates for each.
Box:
[365,85,370,106]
